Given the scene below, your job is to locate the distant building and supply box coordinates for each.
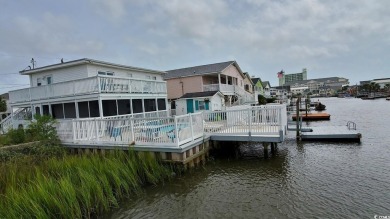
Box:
[278,68,307,86]
[270,86,291,103]
[251,77,264,96]
[285,77,349,96]
[370,78,390,89]
[261,81,271,98]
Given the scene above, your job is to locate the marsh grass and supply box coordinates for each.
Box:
[0,149,171,218]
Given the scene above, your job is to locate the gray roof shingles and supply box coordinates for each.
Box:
[164,61,235,79]
[180,91,220,99]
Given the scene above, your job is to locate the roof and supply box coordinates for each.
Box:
[262,81,271,87]
[0,93,9,100]
[164,61,243,79]
[251,77,262,84]
[179,91,222,99]
[19,58,166,75]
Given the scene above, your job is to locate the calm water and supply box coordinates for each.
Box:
[105,98,390,218]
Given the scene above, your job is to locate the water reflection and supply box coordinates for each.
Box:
[105,98,390,218]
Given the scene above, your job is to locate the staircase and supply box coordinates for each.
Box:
[0,107,32,134]
[0,114,12,134]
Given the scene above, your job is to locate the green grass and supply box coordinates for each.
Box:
[0,149,171,218]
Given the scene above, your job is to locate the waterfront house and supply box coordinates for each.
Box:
[163,61,256,108]
[261,81,271,98]
[1,58,168,131]
[174,91,224,115]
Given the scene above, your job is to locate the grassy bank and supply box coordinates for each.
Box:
[0,148,171,218]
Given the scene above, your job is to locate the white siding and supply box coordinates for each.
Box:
[175,99,187,116]
[86,64,164,81]
[210,94,223,111]
[31,65,88,87]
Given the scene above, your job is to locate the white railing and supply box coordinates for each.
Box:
[56,105,286,147]
[203,84,235,93]
[9,76,167,104]
[56,112,204,148]
[203,105,287,136]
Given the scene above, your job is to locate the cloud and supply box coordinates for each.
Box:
[1,12,104,56]
[90,0,128,20]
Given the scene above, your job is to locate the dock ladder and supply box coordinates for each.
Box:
[347,121,357,130]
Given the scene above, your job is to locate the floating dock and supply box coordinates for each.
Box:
[300,126,361,142]
[292,113,330,121]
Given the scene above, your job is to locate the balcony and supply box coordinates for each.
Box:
[9,76,167,104]
[203,84,235,94]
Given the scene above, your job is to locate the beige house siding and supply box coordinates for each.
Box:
[166,76,203,99]
[243,76,253,93]
[221,64,245,88]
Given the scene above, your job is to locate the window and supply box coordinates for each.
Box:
[127,73,133,78]
[46,76,52,84]
[132,99,143,113]
[51,104,64,119]
[146,76,151,80]
[158,99,166,110]
[64,103,76,118]
[117,99,131,115]
[103,100,117,117]
[144,99,156,112]
[98,71,114,76]
[152,76,157,80]
[37,78,42,86]
[199,101,205,110]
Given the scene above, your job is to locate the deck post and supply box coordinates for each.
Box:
[296,97,300,138]
[270,142,275,154]
[263,142,269,158]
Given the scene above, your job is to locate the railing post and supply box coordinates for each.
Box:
[189,114,194,141]
[72,119,76,143]
[130,118,135,142]
[97,76,101,93]
[174,116,179,147]
[279,106,282,132]
[128,78,131,93]
[95,119,99,142]
[248,107,252,137]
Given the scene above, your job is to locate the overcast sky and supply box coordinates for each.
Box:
[1,0,389,94]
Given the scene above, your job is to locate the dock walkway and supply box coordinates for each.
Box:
[300,126,361,142]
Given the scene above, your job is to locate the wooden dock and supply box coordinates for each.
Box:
[300,126,361,142]
[292,113,330,121]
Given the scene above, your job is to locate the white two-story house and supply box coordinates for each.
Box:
[2,58,168,131]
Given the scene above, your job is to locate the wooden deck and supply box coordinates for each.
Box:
[292,113,330,121]
[300,126,361,142]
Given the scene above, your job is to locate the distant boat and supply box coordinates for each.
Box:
[315,102,326,111]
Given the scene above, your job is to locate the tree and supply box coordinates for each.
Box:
[384,83,390,91]
[258,94,267,105]
[369,82,380,93]
[27,115,59,144]
[0,97,6,112]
